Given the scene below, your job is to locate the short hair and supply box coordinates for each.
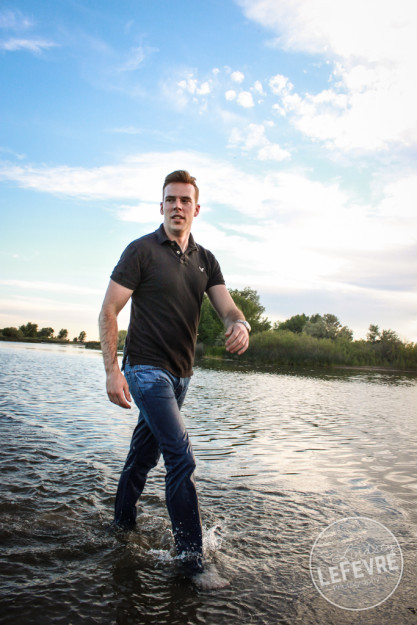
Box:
[162,170,199,203]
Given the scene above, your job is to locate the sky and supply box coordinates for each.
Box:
[1,0,416,343]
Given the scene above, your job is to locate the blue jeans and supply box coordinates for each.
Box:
[114,363,203,559]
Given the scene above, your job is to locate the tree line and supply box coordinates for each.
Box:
[198,289,357,344]
[197,288,417,370]
[0,322,87,344]
[2,288,416,369]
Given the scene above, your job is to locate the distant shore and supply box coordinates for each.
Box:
[0,336,75,345]
[2,337,416,373]
[331,364,417,374]
[200,353,417,374]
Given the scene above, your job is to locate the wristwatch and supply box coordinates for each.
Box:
[235,319,251,333]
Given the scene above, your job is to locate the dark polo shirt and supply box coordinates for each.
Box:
[110,224,225,378]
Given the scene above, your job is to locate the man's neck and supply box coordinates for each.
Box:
[164,226,191,253]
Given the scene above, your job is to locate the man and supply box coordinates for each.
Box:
[99,170,250,574]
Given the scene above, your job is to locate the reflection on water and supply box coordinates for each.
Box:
[0,342,416,624]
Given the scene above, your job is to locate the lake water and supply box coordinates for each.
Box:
[0,341,416,625]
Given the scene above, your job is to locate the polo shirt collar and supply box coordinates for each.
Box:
[156,224,199,251]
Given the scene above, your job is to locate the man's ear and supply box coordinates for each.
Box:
[194,204,201,217]
[160,202,164,215]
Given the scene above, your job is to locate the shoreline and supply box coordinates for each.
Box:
[2,339,416,374]
[331,364,417,374]
[199,354,417,375]
[0,336,75,345]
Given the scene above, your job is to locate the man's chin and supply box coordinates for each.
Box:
[169,220,187,230]
[165,224,187,237]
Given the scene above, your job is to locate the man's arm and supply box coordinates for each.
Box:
[207,284,250,355]
[99,279,134,409]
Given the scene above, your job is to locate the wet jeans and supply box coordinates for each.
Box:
[114,363,203,559]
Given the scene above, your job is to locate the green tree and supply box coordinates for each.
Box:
[378,328,401,362]
[197,294,224,345]
[303,315,327,339]
[78,331,86,343]
[197,287,271,345]
[58,328,68,340]
[367,324,380,343]
[304,314,353,341]
[2,326,23,338]
[19,322,38,337]
[323,313,342,339]
[380,329,399,343]
[38,327,54,338]
[117,330,127,351]
[228,287,271,333]
[338,325,354,341]
[275,313,309,334]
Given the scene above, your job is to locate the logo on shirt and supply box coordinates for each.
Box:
[199,266,205,272]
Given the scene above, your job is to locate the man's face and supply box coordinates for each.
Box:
[160,182,200,238]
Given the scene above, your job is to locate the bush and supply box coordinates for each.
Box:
[211,329,417,369]
[2,327,23,338]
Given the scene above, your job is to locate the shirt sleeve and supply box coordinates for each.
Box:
[206,251,226,290]
[110,241,141,291]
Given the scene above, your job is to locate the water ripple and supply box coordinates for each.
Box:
[0,343,416,624]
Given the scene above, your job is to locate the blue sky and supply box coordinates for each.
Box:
[1,0,416,342]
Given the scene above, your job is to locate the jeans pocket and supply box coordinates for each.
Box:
[132,365,172,388]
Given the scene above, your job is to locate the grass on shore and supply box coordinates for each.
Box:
[203,330,417,370]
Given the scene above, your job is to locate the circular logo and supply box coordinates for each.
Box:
[309,517,403,611]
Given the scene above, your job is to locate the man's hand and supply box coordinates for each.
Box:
[106,369,132,409]
[99,279,134,409]
[207,285,250,356]
[225,322,249,355]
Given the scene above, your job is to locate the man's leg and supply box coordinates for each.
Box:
[114,414,161,528]
[124,364,203,564]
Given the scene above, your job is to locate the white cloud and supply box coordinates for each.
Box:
[0,279,103,295]
[377,175,417,219]
[0,156,164,200]
[252,80,265,95]
[0,294,97,314]
[1,150,416,285]
[257,143,290,161]
[269,74,291,95]
[238,0,417,152]
[231,70,245,83]
[116,203,161,223]
[225,89,237,101]
[236,91,255,108]
[0,8,52,57]
[1,150,415,238]
[119,46,146,71]
[0,38,58,53]
[276,66,415,152]
[117,45,157,71]
[229,123,290,161]
[238,0,416,62]
[0,9,33,30]
[198,81,211,95]
[0,146,26,159]
[272,103,285,117]
[178,78,196,94]
[1,150,416,338]
[177,75,212,96]
[173,73,213,112]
